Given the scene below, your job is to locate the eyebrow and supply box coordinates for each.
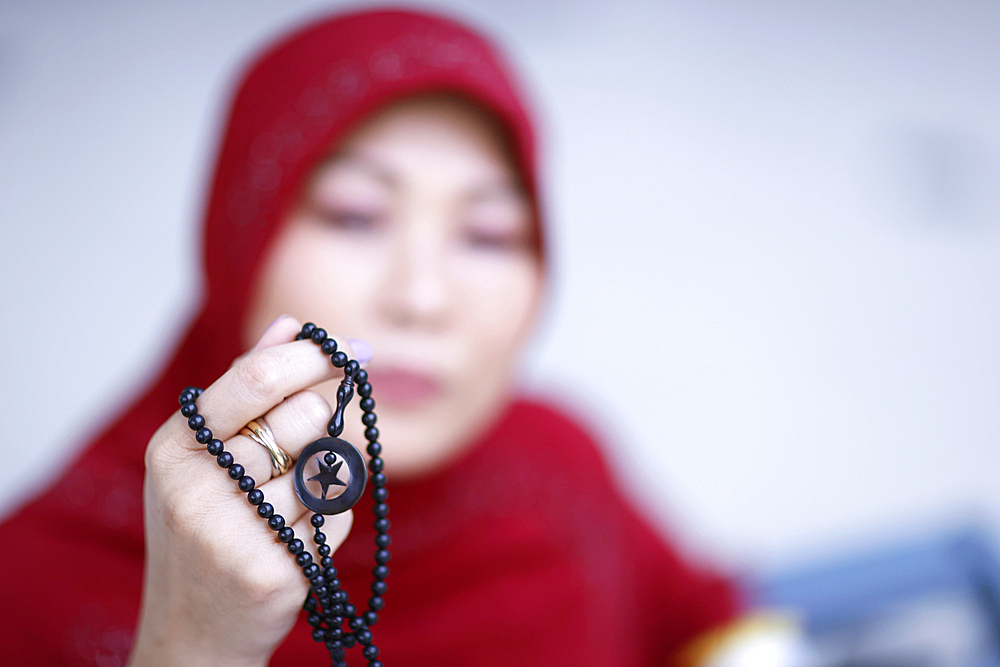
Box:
[324,152,400,189]
[465,178,527,205]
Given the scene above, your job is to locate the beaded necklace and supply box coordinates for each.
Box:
[178,321,389,667]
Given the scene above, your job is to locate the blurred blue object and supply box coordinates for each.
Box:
[753,529,1000,667]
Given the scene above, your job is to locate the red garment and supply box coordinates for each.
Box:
[0,9,737,666]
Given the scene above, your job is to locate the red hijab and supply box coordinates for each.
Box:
[0,9,736,666]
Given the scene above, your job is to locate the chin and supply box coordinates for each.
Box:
[373,413,475,480]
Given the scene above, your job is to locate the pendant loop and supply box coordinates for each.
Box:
[294,437,368,515]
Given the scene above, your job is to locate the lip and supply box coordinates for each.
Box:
[367,367,444,407]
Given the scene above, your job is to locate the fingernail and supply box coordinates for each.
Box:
[348,338,374,366]
[265,314,291,333]
[251,315,291,351]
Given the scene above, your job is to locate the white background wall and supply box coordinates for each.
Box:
[1,0,998,573]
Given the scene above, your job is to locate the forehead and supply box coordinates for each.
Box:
[330,95,520,190]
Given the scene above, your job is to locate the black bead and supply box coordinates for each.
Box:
[206,438,224,455]
[278,527,294,543]
[363,610,378,626]
[324,452,337,466]
[196,428,213,444]
[354,369,369,385]
[342,634,356,648]
[375,533,391,549]
[303,563,320,579]
[314,531,327,544]
[368,595,385,610]
[327,578,341,590]
[301,322,316,336]
[372,487,388,502]
[363,645,379,659]
[238,475,255,492]
[330,351,348,368]
[312,328,328,343]
[287,538,304,555]
[362,412,377,427]
[366,442,382,457]
[310,514,325,527]
[180,402,198,418]
[187,414,205,430]
[324,566,338,579]
[228,464,245,480]
[216,450,232,467]
[326,625,343,638]
[358,382,372,398]
[320,556,333,568]
[318,544,331,556]
[371,473,387,488]
[373,503,389,518]
[355,629,372,645]
[321,338,338,355]
[296,552,313,567]
[345,360,360,377]
[368,458,384,473]
[246,489,264,505]
[311,575,326,588]
[311,627,327,642]
[268,515,285,531]
[303,596,317,611]
[314,586,329,598]
[372,581,387,595]
[350,617,366,631]
[360,397,375,412]
[374,549,391,564]
[374,518,390,533]
[368,656,383,667]
[257,502,274,518]
[308,613,323,627]
[344,603,356,617]
[179,392,194,405]
[373,565,389,580]
[364,427,379,442]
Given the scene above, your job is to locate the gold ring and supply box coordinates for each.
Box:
[239,418,292,475]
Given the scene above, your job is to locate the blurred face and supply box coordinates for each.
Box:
[243,96,544,477]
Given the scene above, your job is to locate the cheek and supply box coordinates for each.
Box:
[245,220,385,347]
[454,253,541,367]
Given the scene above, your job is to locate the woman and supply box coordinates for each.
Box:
[0,9,739,666]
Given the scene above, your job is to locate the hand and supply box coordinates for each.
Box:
[129,316,360,667]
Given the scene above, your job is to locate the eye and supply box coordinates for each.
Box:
[462,226,529,251]
[318,208,383,232]
[461,187,531,253]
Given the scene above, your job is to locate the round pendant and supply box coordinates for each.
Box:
[293,437,368,515]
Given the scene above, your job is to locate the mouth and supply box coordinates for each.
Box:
[366,366,444,407]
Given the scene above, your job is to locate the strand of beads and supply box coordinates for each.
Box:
[177,322,389,667]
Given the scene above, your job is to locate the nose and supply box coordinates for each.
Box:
[379,213,450,329]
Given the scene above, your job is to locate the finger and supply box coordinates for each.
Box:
[225,390,332,485]
[253,472,311,541]
[347,338,374,367]
[251,315,302,353]
[227,315,302,371]
[173,335,358,450]
[289,508,353,565]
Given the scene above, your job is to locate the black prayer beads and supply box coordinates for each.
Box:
[177,322,390,667]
